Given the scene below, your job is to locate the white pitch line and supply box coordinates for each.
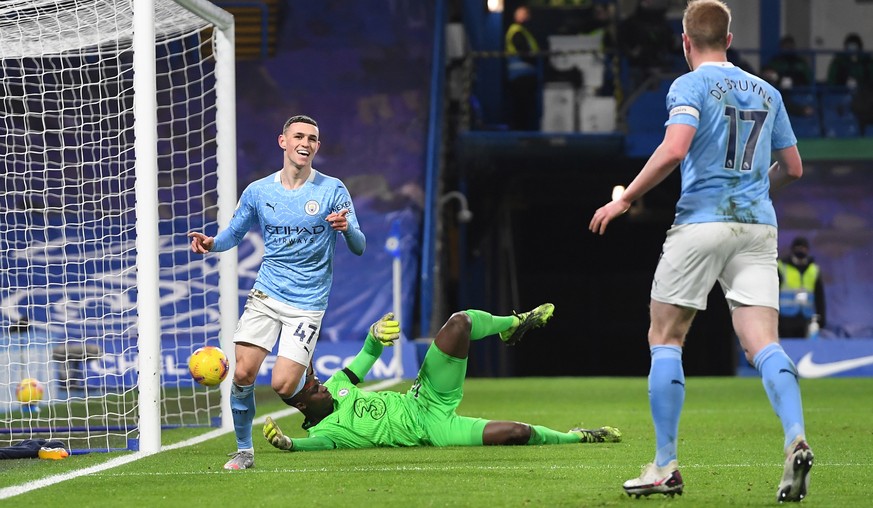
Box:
[0,377,404,500]
[27,460,873,481]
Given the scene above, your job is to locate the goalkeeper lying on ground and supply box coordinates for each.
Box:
[263,304,621,451]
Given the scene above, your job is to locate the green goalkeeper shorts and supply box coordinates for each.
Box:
[408,343,488,447]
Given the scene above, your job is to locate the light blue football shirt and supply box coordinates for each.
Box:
[211,169,365,311]
[664,62,797,226]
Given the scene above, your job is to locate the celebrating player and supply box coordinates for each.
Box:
[588,0,812,502]
[263,304,622,451]
[187,114,366,470]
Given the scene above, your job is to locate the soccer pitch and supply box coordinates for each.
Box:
[1,377,870,507]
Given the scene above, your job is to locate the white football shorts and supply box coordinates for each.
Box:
[650,222,779,311]
[233,289,325,367]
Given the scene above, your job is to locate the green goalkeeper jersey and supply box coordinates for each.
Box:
[289,334,427,451]
[305,370,427,449]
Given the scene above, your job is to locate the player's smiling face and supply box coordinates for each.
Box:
[279,122,320,169]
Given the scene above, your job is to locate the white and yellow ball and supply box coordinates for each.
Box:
[188,346,229,387]
[16,378,44,404]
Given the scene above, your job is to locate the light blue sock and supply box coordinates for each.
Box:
[754,343,806,450]
[649,345,685,467]
[231,382,256,450]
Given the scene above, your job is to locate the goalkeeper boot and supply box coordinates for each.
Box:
[223,450,254,470]
[570,426,622,443]
[776,437,814,502]
[499,303,555,345]
[263,416,292,450]
[623,460,684,498]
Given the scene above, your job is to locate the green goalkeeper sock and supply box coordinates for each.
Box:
[527,425,582,445]
[464,310,517,341]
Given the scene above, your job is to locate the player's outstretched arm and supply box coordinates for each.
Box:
[370,312,400,346]
[588,199,632,236]
[186,232,215,254]
[190,187,256,254]
[263,416,336,452]
[589,124,692,235]
[263,416,292,450]
[342,313,400,383]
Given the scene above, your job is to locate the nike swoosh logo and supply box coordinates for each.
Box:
[796,352,873,378]
[778,368,798,380]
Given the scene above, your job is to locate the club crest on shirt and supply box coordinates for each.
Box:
[338,388,349,397]
[305,200,320,215]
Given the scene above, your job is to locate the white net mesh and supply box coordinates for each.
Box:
[0,0,228,451]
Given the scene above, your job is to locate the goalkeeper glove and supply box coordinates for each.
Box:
[263,416,292,450]
[369,312,401,346]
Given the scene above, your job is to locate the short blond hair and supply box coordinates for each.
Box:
[683,0,731,51]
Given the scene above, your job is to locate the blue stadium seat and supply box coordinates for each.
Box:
[469,95,508,131]
[820,87,853,109]
[823,115,860,138]
[822,91,861,138]
[790,114,822,138]
[785,87,818,110]
[821,89,860,138]
[627,91,666,133]
[781,87,821,137]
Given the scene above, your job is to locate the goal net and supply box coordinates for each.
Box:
[0,0,236,453]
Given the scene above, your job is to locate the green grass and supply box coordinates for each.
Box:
[2,377,871,507]
[1,386,222,451]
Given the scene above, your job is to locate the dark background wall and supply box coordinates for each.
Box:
[212,0,872,378]
[452,142,734,377]
[453,143,873,378]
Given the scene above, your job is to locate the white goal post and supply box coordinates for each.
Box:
[0,0,237,454]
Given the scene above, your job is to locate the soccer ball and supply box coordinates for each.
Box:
[17,378,44,404]
[188,346,229,387]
